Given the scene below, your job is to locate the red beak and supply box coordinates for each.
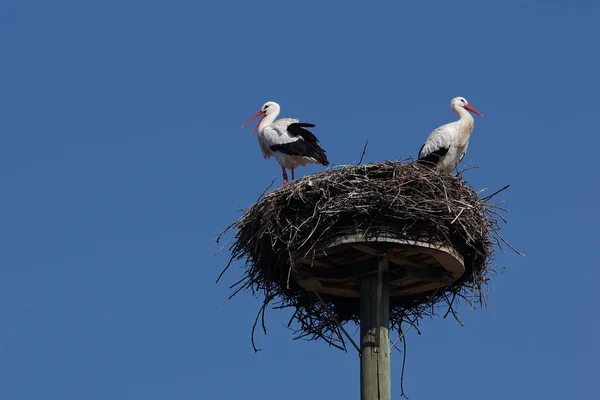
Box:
[464,104,483,117]
[241,110,266,135]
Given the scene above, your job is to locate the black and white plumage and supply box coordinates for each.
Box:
[417,96,483,172]
[241,101,329,185]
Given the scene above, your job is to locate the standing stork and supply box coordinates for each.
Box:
[241,101,329,185]
[417,96,483,172]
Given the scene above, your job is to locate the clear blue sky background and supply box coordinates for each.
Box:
[1,1,598,399]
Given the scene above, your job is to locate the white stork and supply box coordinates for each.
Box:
[417,96,483,172]
[241,101,329,185]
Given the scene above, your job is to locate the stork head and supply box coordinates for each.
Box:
[261,101,280,116]
[451,97,483,117]
[241,101,281,135]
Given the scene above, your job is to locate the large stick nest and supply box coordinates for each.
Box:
[217,161,516,351]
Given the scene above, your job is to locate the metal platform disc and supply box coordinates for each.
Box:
[293,233,465,298]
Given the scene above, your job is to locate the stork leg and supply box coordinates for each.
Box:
[281,166,289,185]
[291,168,295,181]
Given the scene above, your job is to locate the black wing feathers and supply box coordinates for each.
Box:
[416,145,449,167]
[269,122,329,166]
[286,122,319,142]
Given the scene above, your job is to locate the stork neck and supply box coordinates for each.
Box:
[455,107,474,126]
[259,109,279,131]
[451,108,474,139]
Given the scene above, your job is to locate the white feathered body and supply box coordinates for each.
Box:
[418,116,474,172]
[258,118,324,169]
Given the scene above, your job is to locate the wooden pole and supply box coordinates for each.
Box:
[360,253,390,400]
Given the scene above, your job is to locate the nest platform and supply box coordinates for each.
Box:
[217,160,511,350]
[294,233,465,298]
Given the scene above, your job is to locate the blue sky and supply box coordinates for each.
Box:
[1,0,598,398]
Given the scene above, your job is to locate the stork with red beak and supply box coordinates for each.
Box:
[242,101,329,185]
[417,96,483,172]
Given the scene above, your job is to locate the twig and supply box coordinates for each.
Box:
[251,301,269,352]
[450,207,465,224]
[215,258,235,284]
[357,140,369,166]
[313,291,361,355]
[442,294,464,326]
[482,184,510,202]
[399,333,409,399]
[390,324,413,351]
[228,198,245,212]
[497,231,526,257]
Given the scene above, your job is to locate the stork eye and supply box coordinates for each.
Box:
[264,105,270,109]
